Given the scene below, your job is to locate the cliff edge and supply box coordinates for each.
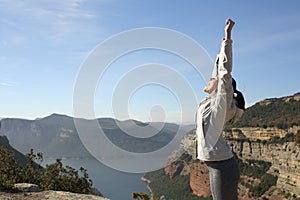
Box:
[0,190,109,200]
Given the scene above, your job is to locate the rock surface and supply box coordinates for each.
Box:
[13,183,40,192]
[189,163,211,198]
[229,126,300,141]
[0,191,109,200]
[164,163,184,180]
[229,140,300,198]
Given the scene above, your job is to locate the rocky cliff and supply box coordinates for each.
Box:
[235,142,299,198]
[227,129,300,198]
[163,126,300,199]
[189,162,211,198]
[228,126,300,141]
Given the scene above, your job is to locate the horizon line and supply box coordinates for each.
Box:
[0,112,196,125]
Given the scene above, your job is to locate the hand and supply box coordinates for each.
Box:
[225,19,235,32]
[224,18,235,40]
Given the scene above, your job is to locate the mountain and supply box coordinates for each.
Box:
[0,114,90,158]
[0,114,194,158]
[233,92,300,128]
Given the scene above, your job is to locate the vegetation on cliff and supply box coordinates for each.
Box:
[264,131,300,145]
[0,146,94,195]
[233,93,300,129]
[132,192,161,200]
[144,168,210,200]
[143,153,211,200]
[239,159,278,197]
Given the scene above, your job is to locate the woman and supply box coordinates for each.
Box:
[196,19,245,200]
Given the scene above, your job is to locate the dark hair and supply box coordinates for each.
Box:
[232,78,245,110]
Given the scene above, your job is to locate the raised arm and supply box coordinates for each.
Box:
[219,18,234,77]
[204,19,235,94]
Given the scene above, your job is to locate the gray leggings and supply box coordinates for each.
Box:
[205,157,240,200]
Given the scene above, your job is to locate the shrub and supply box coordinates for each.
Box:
[239,159,278,197]
[40,158,93,194]
[249,174,278,197]
[0,147,93,194]
[21,149,43,185]
[0,147,22,189]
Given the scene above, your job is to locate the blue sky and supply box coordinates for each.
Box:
[1,0,300,123]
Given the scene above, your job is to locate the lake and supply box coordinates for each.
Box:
[43,157,149,200]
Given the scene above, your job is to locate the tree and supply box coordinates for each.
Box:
[132,192,161,200]
[40,158,93,194]
[0,146,22,189]
[22,149,43,185]
[0,147,94,194]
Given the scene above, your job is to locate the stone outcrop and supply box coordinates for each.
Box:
[189,163,211,198]
[164,160,211,198]
[0,190,109,200]
[13,183,40,192]
[166,129,197,165]
[164,163,185,180]
[229,126,300,141]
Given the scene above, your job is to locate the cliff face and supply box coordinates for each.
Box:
[164,163,185,180]
[229,126,300,141]
[189,163,211,198]
[228,126,300,197]
[165,126,300,198]
[229,140,300,197]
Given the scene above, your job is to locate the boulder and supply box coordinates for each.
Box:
[13,183,40,192]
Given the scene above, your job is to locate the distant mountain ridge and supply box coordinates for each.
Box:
[0,114,194,158]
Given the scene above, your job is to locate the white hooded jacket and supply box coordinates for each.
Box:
[196,39,244,161]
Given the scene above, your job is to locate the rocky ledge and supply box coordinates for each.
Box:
[0,191,109,200]
[0,183,109,200]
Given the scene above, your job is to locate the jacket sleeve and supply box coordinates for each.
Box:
[218,39,233,90]
[217,39,235,123]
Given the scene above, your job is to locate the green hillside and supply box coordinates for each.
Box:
[233,92,300,128]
